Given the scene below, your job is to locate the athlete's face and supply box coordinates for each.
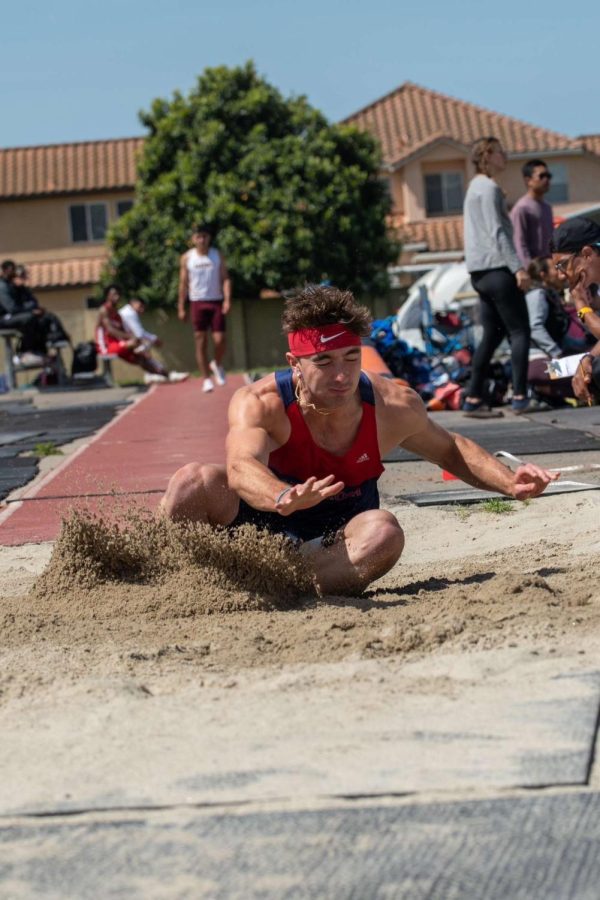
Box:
[289,345,363,409]
[192,231,211,253]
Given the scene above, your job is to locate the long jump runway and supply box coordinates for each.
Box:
[0,378,243,546]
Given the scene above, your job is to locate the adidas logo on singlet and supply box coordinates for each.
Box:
[356,453,370,463]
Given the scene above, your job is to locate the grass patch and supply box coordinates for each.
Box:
[481,498,514,514]
[34,441,63,457]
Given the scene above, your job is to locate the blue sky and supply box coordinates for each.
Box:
[3,0,597,147]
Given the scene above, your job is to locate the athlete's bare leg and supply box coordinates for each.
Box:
[301,509,404,595]
[193,331,211,378]
[159,463,239,525]
[212,331,226,367]
[160,471,403,595]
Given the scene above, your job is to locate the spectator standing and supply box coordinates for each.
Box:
[178,224,232,394]
[510,159,554,268]
[462,137,534,415]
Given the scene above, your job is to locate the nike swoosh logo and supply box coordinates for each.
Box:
[320,332,347,343]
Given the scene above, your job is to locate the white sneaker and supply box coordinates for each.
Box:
[202,377,214,393]
[168,371,189,383]
[144,373,168,384]
[13,352,45,366]
[209,360,226,386]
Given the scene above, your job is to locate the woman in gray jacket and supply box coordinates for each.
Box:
[462,137,534,414]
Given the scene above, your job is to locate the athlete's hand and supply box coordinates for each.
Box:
[222,299,231,315]
[275,475,344,516]
[177,306,187,322]
[510,464,559,501]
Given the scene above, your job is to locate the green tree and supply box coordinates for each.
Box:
[106,62,399,305]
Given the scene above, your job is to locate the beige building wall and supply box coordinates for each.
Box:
[397,148,470,221]
[394,150,600,225]
[0,190,133,257]
[496,155,600,210]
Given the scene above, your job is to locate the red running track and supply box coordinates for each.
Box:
[0,377,243,546]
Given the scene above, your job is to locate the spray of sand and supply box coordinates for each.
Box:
[32,509,316,619]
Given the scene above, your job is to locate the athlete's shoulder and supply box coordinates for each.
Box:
[365,370,423,412]
[229,373,285,421]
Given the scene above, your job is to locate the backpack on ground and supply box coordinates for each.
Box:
[71,341,97,377]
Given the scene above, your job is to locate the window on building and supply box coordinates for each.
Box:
[116,199,134,217]
[546,162,569,204]
[69,203,108,242]
[424,171,464,216]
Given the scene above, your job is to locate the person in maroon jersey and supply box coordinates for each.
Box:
[161,284,556,594]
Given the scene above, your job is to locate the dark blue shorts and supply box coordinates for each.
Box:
[231,480,380,544]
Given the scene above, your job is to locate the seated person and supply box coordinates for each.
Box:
[13,265,71,352]
[119,297,162,351]
[550,216,600,404]
[525,258,583,404]
[120,297,188,380]
[0,260,48,365]
[96,285,188,384]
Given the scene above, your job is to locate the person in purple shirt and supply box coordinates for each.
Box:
[510,159,554,268]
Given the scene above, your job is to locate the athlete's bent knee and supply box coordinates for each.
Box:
[373,514,405,569]
[161,462,206,520]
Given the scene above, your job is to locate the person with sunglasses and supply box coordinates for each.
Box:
[510,159,554,269]
[551,217,600,403]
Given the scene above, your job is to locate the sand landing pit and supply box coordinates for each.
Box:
[31,510,316,619]
[2,497,600,708]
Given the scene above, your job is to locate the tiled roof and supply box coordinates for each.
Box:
[394,216,465,254]
[0,137,144,198]
[344,82,584,168]
[26,256,107,289]
[579,134,600,156]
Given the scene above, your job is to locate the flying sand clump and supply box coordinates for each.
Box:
[32,509,316,617]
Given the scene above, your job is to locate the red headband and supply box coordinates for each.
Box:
[287,324,361,356]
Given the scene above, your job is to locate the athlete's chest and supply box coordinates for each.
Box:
[301,408,365,457]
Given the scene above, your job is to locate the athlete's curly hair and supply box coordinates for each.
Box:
[281,284,372,336]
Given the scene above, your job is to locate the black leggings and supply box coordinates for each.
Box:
[468,267,530,399]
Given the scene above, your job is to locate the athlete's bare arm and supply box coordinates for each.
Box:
[371,374,558,501]
[178,253,189,321]
[226,378,344,514]
[220,255,232,314]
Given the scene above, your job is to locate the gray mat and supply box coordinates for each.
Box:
[2,792,600,898]
[0,431,43,447]
[400,480,600,506]
[0,402,124,500]
[385,421,600,462]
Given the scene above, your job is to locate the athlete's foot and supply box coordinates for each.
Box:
[202,377,214,393]
[168,371,189,383]
[209,360,226,386]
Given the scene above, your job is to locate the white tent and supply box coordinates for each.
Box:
[394,263,478,350]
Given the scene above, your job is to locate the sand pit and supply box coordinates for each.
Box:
[31,509,316,616]
[1,494,600,707]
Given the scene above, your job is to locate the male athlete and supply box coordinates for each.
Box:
[162,284,557,594]
[178,224,232,393]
